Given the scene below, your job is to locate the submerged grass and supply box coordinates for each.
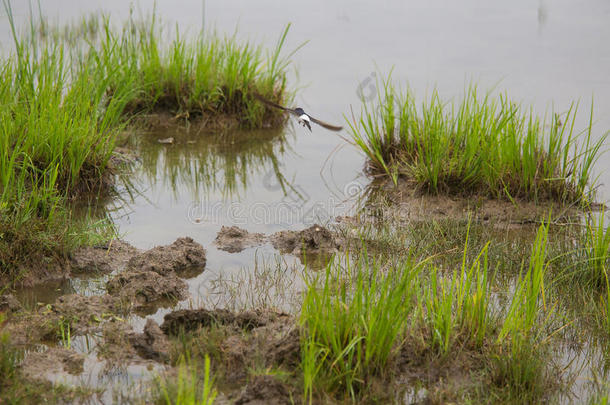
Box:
[349,76,608,205]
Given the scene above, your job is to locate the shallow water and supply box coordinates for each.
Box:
[3,0,610,402]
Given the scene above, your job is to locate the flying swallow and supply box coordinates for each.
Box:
[255,95,343,132]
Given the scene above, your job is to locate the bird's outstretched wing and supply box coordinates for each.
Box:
[253,93,293,113]
[309,116,343,132]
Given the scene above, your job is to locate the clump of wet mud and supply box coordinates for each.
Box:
[214,226,266,253]
[161,308,288,335]
[20,347,86,380]
[0,294,22,313]
[126,237,206,278]
[213,223,341,264]
[106,269,187,314]
[161,307,300,402]
[270,224,339,255]
[234,374,292,405]
[70,240,138,275]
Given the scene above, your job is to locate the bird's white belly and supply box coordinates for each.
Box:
[298,114,310,123]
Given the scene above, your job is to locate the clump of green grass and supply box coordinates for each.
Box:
[491,221,554,402]
[349,76,607,205]
[99,15,300,129]
[300,252,423,400]
[0,5,129,281]
[157,354,217,405]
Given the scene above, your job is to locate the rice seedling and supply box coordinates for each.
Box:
[157,354,217,405]
[419,224,492,355]
[348,76,608,206]
[492,221,555,402]
[300,251,423,400]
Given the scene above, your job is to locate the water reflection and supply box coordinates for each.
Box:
[129,123,293,202]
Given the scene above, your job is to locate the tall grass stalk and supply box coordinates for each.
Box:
[159,354,216,405]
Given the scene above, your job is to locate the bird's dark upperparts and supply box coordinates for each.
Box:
[254,94,342,132]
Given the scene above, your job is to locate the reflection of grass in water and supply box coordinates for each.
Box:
[133,126,293,200]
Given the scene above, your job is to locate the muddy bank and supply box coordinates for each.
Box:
[357,177,584,226]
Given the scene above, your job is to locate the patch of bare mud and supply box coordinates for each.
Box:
[70,240,139,275]
[3,294,121,344]
[126,237,206,278]
[270,224,339,255]
[20,347,86,379]
[234,374,292,405]
[161,308,288,335]
[0,293,22,313]
[128,319,170,362]
[362,177,582,227]
[214,226,266,253]
[106,270,188,314]
[161,307,299,402]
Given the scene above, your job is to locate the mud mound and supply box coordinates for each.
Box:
[127,237,206,277]
[0,294,22,313]
[106,269,188,312]
[70,239,139,274]
[128,319,170,363]
[52,294,120,334]
[234,374,292,405]
[214,226,266,253]
[270,224,339,255]
[20,347,85,380]
[161,308,285,335]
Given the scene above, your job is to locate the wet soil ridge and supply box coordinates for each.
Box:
[350,82,607,206]
[105,237,206,313]
[126,237,207,277]
[70,240,139,275]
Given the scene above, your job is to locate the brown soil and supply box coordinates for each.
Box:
[270,224,339,255]
[161,308,288,335]
[128,318,171,363]
[126,237,206,278]
[234,374,292,405]
[214,226,266,253]
[162,307,300,403]
[0,293,22,313]
[106,269,188,314]
[20,347,86,380]
[70,240,139,275]
[357,177,582,226]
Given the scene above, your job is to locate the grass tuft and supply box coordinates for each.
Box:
[349,77,607,205]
